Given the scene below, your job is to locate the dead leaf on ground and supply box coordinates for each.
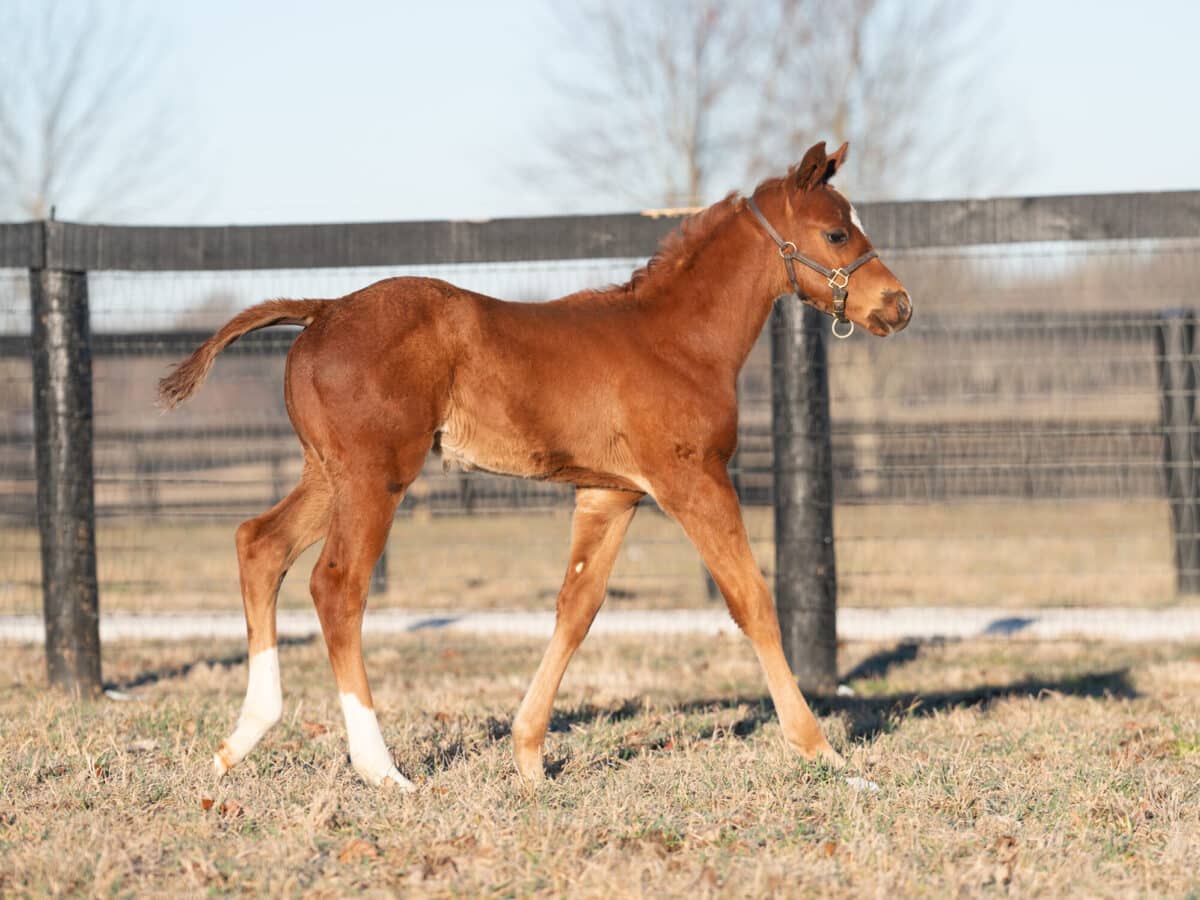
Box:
[218,800,243,818]
[822,840,839,857]
[338,839,378,864]
[301,721,329,738]
[200,797,215,811]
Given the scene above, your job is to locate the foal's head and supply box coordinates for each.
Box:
[751,141,912,337]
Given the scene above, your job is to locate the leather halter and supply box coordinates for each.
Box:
[746,196,878,339]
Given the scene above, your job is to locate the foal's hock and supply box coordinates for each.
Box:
[160,141,912,788]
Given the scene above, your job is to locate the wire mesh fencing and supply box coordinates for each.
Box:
[3,205,1199,640]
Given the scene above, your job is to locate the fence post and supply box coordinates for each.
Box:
[1155,310,1200,594]
[770,300,838,693]
[30,236,102,696]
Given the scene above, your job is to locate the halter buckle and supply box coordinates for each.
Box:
[828,269,850,290]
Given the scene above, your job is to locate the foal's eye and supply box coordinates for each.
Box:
[825,230,849,246]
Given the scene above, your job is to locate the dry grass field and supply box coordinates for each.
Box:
[3,633,1199,896]
[0,499,1181,616]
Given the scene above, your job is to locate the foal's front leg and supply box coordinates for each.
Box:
[656,466,843,766]
[512,488,642,781]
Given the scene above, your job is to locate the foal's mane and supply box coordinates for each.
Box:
[592,171,794,301]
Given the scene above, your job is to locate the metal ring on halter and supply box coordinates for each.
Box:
[828,269,850,289]
[779,242,797,257]
[831,318,855,339]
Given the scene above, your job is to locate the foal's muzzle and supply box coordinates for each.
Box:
[870,290,913,335]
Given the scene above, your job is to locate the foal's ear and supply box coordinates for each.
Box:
[795,141,850,191]
[824,142,849,183]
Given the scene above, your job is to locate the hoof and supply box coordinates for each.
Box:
[516,764,545,786]
[515,753,546,784]
[381,768,417,793]
[513,745,545,784]
[354,761,416,792]
[792,738,845,770]
[819,745,846,769]
[213,743,236,777]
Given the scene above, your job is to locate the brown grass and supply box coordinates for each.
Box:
[2,499,1179,615]
[3,634,1199,896]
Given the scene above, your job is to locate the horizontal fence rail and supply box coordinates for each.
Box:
[1,190,1198,271]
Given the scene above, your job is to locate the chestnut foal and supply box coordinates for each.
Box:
[160,141,911,789]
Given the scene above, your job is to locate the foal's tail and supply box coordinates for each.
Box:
[158,299,326,409]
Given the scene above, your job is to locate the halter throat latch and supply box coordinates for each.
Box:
[747,196,877,339]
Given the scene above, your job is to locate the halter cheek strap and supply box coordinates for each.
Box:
[746,196,878,339]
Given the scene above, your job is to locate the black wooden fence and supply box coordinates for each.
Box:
[5,189,1200,696]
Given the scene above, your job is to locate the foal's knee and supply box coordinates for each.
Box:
[236,517,284,571]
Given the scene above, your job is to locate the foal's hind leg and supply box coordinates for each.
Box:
[215,464,331,776]
[512,487,642,781]
[654,465,843,767]
[309,455,424,789]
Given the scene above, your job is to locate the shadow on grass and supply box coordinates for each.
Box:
[540,663,1139,766]
[416,664,1137,777]
[825,666,1137,741]
[406,640,1144,777]
[103,634,317,692]
[840,640,924,684]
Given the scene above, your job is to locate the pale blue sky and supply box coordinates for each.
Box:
[39,0,1200,223]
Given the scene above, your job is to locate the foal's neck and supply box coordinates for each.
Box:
[635,200,783,376]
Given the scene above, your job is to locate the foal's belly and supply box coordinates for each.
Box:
[437,414,645,494]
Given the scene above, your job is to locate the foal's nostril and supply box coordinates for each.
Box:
[895,292,912,320]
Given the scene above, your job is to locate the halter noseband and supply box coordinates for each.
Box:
[746,196,878,339]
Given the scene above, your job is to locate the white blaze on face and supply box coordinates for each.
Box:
[831,187,866,236]
[339,692,416,791]
[215,647,282,775]
[849,202,864,233]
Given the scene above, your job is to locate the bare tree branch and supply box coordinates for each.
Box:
[530,0,759,209]
[0,0,184,221]
[533,0,1024,207]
